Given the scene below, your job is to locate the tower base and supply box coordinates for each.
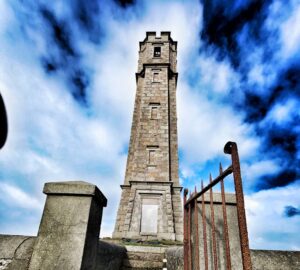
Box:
[113,181,183,242]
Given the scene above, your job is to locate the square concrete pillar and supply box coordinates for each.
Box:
[28,181,107,270]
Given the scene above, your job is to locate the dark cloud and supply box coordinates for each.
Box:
[252,65,300,190]
[11,2,105,105]
[243,93,268,123]
[201,0,271,67]
[114,0,136,8]
[71,1,103,43]
[39,6,89,104]
[41,57,58,73]
[200,0,300,191]
[243,63,300,124]
[256,170,298,191]
[283,206,300,218]
[252,125,300,190]
[70,70,90,103]
[40,7,76,57]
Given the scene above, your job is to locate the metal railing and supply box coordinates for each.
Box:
[183,141,252,270]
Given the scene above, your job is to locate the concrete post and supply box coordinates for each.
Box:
[28,181,107,270]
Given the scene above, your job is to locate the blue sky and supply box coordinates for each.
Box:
[0,0,299,250]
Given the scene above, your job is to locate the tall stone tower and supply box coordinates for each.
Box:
[113,32,183,241]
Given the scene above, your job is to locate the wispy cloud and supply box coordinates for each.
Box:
[0,183,41,210]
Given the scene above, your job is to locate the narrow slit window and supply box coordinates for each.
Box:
[149,103,160,119]
[149,150,155,165]
[154,47,161,57]
[151,107,158,119]
[153,72,159,82]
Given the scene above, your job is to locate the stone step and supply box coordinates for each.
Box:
[127,251,164,261]
[123,258,163,268]
[121,266,162,270]
[122,248,165,269]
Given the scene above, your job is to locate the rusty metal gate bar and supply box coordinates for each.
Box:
[201,180,209,270]
[194,187,200,270]
[209,174,218,270]
[220,164,232,270]
[183,141,252,270]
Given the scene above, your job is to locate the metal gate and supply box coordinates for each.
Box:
[183,141,252,270]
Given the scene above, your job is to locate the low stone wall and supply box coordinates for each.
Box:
[165,247,300,270]
[1,234,300,270]
[0,235,35,270]
[165,246,183,270]
[96,240,126,270]
[251,249,300,270]
[0,235,126,270]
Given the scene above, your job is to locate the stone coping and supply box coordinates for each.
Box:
[121,181,182,188]
[43,181,107,207]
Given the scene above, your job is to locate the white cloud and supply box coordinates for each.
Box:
[196,55,239,95]
[242,159,282,188]
[0,183,42,210]
[280,4,300,58]
[262,98,300,125]
[178,83,260,164]
[246,181,300,250]
[0,1,13,35]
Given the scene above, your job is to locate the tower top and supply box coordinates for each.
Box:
[137,31,178,74]
[139,31,177,51]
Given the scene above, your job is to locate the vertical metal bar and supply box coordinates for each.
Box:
[184,189,189,270]
[201,181,208,270]
[188,202,192,270]
[194,187,200,270]
[229,142,252,270]
[209,174,218,270]
[220,163,232,270]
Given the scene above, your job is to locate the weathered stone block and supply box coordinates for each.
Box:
[28,181,107,270]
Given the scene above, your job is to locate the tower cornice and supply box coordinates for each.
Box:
[135,64,178,84]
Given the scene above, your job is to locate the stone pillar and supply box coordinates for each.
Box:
[28,181,107,270]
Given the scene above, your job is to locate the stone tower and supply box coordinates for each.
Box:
[113,32,183,241]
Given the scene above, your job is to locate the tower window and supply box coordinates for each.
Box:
[154,47,161,57]
[151,107,158,119]
[149,150,155,165]
[153,72,159,82]
[147,145,159,165]
[149,103,160,119]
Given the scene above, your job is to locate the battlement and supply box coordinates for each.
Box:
[138,31,177,73]
[139,31,177,50]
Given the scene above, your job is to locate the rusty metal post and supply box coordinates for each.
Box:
[188,202,192,270]
[194,187,200,270]
[184,189,189,270]
[224,142,252,270]
[201,181,209,270]
[209,174,218,270]
[220,163,232,270]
